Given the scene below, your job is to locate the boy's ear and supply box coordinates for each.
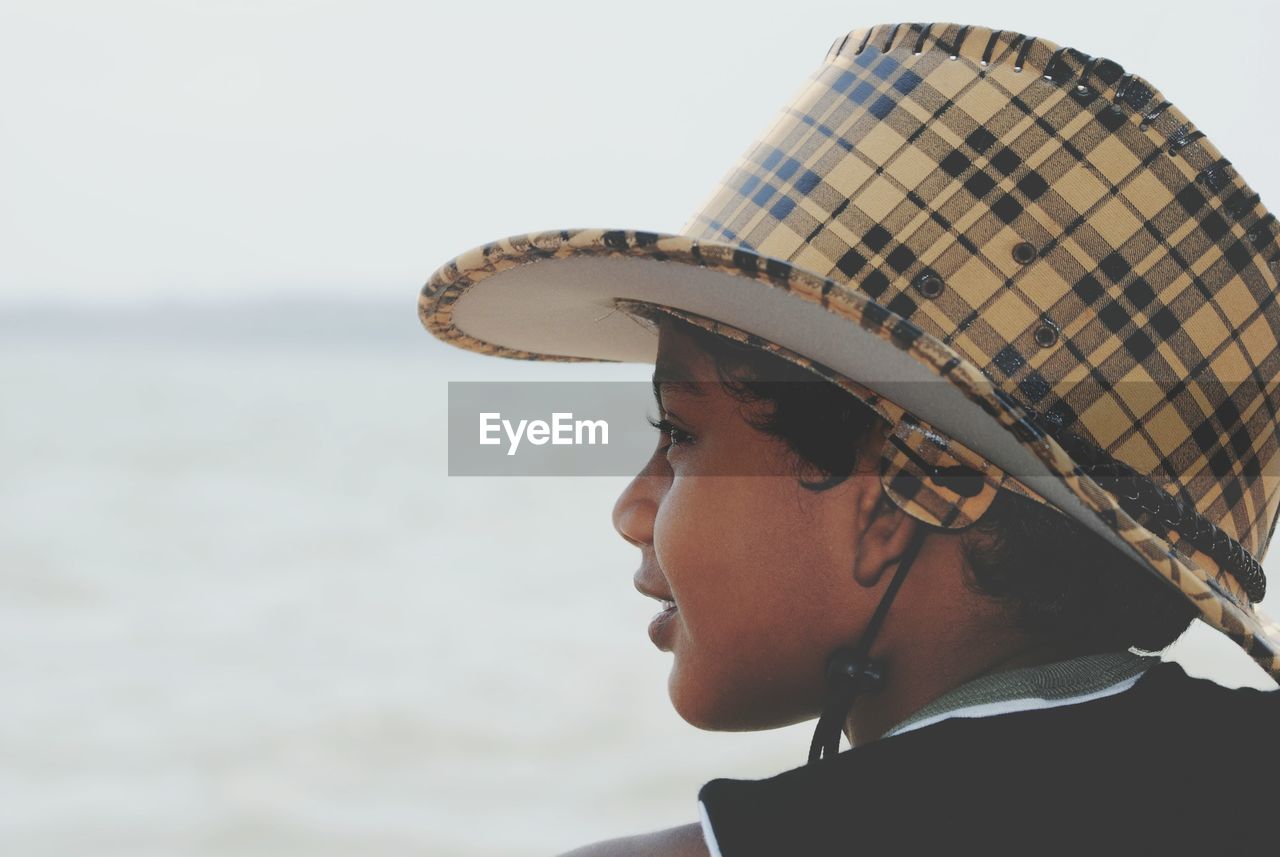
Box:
[851,481,919,589]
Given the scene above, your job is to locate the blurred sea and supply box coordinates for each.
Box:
[2,298,1274,857]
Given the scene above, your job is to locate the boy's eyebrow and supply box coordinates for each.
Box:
[651,363,707,409]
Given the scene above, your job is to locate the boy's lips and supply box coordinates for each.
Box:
[635,568,680,651]
[633,571,675,604]
[636,570,680,651]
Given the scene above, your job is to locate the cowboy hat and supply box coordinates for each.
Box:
[419,21,1280,679]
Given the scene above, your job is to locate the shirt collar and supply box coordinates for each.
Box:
[883,649,1159,739]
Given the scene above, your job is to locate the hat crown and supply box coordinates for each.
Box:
[680,22,1280,572]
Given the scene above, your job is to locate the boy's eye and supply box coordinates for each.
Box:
[646,415,695,451]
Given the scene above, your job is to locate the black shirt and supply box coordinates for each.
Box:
[697,661,1280,855]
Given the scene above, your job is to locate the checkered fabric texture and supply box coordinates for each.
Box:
[419,22,1280,675]
[680,23,1280,595]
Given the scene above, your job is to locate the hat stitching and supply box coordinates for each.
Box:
[881,23,903,55]
[946,25,973,60]
[912,22,934,55]
[979,29,1001,66]
[1013,35,1036,72]
[839,22,1273,261]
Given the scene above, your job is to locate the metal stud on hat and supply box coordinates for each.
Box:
[420,22,1280,680]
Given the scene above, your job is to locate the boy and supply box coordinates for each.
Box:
[421,22,1280,856]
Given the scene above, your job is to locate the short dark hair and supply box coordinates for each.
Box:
[656,311,1196,653]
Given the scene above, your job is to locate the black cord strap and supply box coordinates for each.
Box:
[808,524,931,765]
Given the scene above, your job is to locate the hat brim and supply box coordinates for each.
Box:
[420,226,1280,678]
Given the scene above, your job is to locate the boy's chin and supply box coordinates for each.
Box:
[667,668,814,732]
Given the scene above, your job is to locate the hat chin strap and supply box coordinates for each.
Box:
[807,524,930,765]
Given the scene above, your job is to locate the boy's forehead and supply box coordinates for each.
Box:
[652,321,710,381]
[651,323,716,403]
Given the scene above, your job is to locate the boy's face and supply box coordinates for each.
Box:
[612,319,889,731]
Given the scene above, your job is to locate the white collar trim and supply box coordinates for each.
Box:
[883,669,1147,739]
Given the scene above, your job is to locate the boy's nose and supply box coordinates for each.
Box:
[612,471,659,548]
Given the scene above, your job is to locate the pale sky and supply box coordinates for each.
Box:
[4,0,1277,306]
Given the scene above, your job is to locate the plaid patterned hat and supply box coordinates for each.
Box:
[420,22,1280,679]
